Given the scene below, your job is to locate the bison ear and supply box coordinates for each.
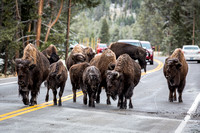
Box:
[29,64,36,70]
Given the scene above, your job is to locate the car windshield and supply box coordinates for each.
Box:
[183,46,199,50]
[124,42,141,47]
[98,44,107,48]
[141,43,151,49]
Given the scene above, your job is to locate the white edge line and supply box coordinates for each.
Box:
[0,81,17,86]
[175,93,200,133]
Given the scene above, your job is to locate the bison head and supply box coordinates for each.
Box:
[165,58,182,87]
[106,70,124,100]
[138,48,147,72]
[72,53,86,64]
[48,52,59,64]
[14,58,36,105]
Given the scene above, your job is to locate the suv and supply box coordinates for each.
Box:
[140,41,154,65]
[117,39,142,47]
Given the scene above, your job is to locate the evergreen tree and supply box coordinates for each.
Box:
[99,18,110,43]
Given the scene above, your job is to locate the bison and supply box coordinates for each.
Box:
[83,47,96,63]
[45,60,68,106]
[66,44,86,70]
[42,44,59,64]
[14,43,50,106]
[90,49,116,105]
[82,66,101,107]
[163,48,188,103]
[69,62,90,103]
[109,42,147,72]
[106,54,141,109]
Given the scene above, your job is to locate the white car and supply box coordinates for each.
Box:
[182,45,200,63]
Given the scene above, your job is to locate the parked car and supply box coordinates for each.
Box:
[140,41,154,65]
[117,39,142,47]
[182,45,200,63]
[96,43,108,54]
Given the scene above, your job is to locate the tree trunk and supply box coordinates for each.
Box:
[45,0,63,43]
[4,46,8,77]
[65,0,71,61]
[36,0,44,47]
[192,11,195,45]
[27,23,31,45]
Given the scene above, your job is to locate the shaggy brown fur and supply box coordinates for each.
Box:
[69,62,90,103]
[83,47,95,62]
[109,42,147,72]
[46,60,68,106]
[42,44,59,64]
[66,45,86,70]
[106,54,141,109]
[90,49,116,105]
[163,48,188,102]
[14,43,50,106]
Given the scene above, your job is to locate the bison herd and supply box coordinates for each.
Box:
[13,43,188,109]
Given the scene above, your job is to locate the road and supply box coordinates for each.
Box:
[0,57,199,133]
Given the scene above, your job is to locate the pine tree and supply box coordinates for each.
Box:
[99,18,110,44]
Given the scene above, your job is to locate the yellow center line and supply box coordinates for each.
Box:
[0,59,163,122]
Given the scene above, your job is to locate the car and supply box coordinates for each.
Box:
[140,41,154,65]
[182,45,200,63]
[96,43,108,54]
[117,39,142,47]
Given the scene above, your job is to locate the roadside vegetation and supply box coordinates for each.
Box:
[0,0,200,76]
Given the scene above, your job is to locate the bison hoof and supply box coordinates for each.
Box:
[179,99,183,103]
[96,98,100,104]
[129,104,133,109]
[29,101,37,106]
[107,100,111,105]
[58,100,62,106]
[169,98,173,102]
[173,97,177,101]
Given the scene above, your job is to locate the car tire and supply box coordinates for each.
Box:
[150,60,153,65]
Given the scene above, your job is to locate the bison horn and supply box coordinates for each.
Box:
[114,71,120,78]
[46,54,50,59]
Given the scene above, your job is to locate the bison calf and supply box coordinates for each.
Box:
[82,66,101,107]
[46,60,68,106]
[163,48,188,103]
[106,54,141,109]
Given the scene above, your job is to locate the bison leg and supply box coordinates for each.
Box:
[173,89,177,101]
[91,92,96,107]
[53,89,57,105]
[96,86,101,104]
[106,94,111,105]
[58,85,65,106]
[123,97,127,109]
[117,99,121,107]
[72,85,77,103]
[45,87,50,102]
[129,98,133,109]
[119,95,124,109]
[30,91,37,106]
[178,79,185,103]
[83,92,87,105]
[169,89,173,102]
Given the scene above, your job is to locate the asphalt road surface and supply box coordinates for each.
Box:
[0,57,199,133]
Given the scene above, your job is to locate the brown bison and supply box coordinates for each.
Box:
[82,66,101,107]
[42,44,59,64]
[109,42,147,72]
[69,62,90,103]
[106,54,141,109]
[45,60,68,106]
[14,44,50,106]
[163,48,188,103]
[90,49,116,105]
[83,47,96,63]
[66,44,86,70]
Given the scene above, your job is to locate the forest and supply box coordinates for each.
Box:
[0,0,200,76]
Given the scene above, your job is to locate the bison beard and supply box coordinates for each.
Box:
[163,48,188,103]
